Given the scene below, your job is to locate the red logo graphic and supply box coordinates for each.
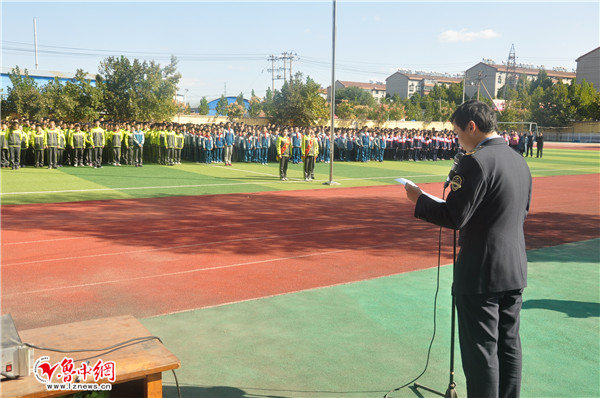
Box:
[37,361,60,381]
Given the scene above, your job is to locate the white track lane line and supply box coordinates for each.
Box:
[2,166,596,196]
[4,241,399,297]
[2,224,385,267]
[2,216,330,246]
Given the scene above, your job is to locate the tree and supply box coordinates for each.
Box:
[421,95,438,122]
[97,55,181,121]
[70,69,103,121]
[532,82,575,126]
[236,92,245,106]
[198,97,210,115]
[388,99,406,121]
[531,69,553,93]
[43,69,103,122]
[248,91,262,118]
[447,82,464,105]
[3,66,45,119]
[569,79,599,121]
[227,102,245,118]
[335,100,355,119]
[335,86,376,106]
[372,102,391,125]
[270,73,328,126]
[402,93,423,121]
[262,87,274,118]
[43,76,76,120]
[497,98,530,125]
[215,95,229,116]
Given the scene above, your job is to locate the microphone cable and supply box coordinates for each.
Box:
[384,187,448,398]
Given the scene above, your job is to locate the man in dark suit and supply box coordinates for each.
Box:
[404,100,532,398]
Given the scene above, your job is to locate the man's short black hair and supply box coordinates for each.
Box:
[451,100,497,133]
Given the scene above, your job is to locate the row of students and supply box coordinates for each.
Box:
[2,118,464,170]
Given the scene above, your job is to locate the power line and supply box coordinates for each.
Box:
[2,40,269,61]
[266,51,298,91]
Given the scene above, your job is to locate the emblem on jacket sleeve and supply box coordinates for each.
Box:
[451,175,463,191]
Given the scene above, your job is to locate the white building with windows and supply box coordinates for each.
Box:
[576,47,600,91]
[385,71,462,99]
[327,80,386,103]
[464,61,576,99]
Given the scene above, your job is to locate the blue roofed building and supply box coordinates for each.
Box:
[1,66,96,98]
[207,96,250,116]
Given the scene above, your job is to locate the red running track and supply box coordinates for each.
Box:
[2,174,599,329]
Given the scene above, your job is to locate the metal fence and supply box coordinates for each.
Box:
[539,126,600,143]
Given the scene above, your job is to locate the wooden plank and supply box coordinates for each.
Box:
[1,315,180,398]
[145,373,162,398]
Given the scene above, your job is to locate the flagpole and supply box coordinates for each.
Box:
[324,0,339,186]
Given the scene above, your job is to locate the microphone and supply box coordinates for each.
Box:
[444,152,464,189]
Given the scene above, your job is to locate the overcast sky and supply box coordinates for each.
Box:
[2,1,598,105]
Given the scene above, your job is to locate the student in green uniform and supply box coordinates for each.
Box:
[175,128,184,165]
[45,121,61,169]
[57,128,66,167]
[158,125,167,165]
[90,120,105,168]
[124,125,134,166]
[70,124,86,167]
[276,128,292,181]
[6,121,24,170]
[301,128,319,181]
[20,121,32,167]
[110,123,123,166]
[32,124,47,168]
[0,121,9,168]
[165,125,176,166]
[84,124,94,166]
[64,122,75,167]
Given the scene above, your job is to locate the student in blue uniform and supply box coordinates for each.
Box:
[259,127,270,165]
[204,132,213,164]
[360,128,370,162]
[133,124,145,167]
[214,128,224,164]
[223,123,235,166]
[291,127,302,164]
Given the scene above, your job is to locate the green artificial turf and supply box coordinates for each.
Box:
[142,239,599,398]
[1,148,598,205]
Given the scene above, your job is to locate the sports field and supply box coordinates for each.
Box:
[1,144,599,397]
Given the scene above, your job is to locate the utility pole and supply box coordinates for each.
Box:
[476,71,485,101]
[267,54,285,91]
[33,18,39,69]
[462,71,466,103]
[286,51,298,81]
[503,44,517,98]
[268,55,277,92]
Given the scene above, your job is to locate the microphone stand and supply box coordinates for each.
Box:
[413,229,459,398]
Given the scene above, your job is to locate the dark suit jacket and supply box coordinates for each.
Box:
[415,136,532,295]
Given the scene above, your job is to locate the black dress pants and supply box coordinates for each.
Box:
[279,156,289,179]
[455,289,523,398]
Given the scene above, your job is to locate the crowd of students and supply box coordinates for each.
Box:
[507,130,545,158]
[2,118,538,170]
